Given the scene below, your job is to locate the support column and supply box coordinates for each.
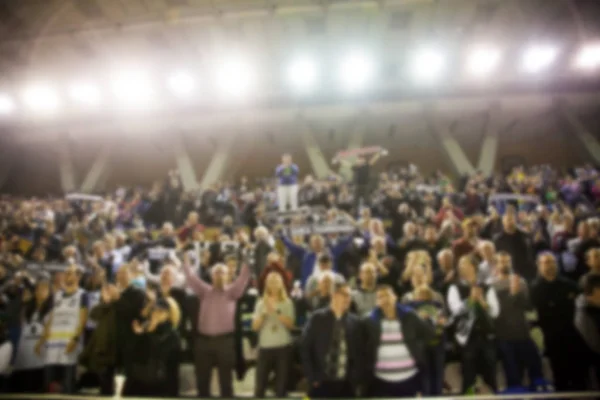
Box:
[173,135,198,192]
[199,133,236,190]
[80,144,111,193]
[339,113,368,180]
[298,117,332,179]
[477,102,502,176]
[58,142,77,194]
[556,98,600,164]
[424,106,475,177]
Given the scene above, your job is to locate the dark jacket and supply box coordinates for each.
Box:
[493,230,535,281]
[79,301,117,372]
[114,285,146,368]
[125,322,180,397]
[363,304,435,385]
[300,308,362,386]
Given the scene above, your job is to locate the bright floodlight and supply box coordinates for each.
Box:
[22,83,60,113]
[467,47,501,77]
[215,55,256,99]
[287,56,318,92]
[69,82,101,106]
[575,44,600,69]
[0,94,15,115]
[167,70,196,97]
[522,46,558,73]
[412,49,445,82]
[339,51,375,92]
[111,70,154,106]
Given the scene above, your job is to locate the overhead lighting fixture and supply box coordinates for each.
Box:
[22,83,61,113]
[412,49,445,82]
[111,70,155,106]
[167,70,196,97]
[215,54,256,99]
[574,44,600,69]
[0,94,15,115]
[287,56,319,93]
[339,50,375,92]
[69,81,101,106]
[467,47,502,77]
[522,46,558,73]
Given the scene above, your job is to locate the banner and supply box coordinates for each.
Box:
[334,146,385,160]
[65,193,104,202]
[489,193,540,203]
[24,262,69,274]
[288,223,355,237]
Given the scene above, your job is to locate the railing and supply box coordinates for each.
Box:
[1,393,600,400]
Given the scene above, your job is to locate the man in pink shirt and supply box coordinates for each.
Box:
[183,259,250,397]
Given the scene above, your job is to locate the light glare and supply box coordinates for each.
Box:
[467,48,501,77]
[69,82,101,105]
[215,55,256,99]
[413,49,445,81]
[288,57,318,92]
[575,44,600,69]
[523,46,558,73]
[339,51,375,92]
[167,70,196,97]
[111,70,154,106]
[0,94,15,115]
[22,84,60,113]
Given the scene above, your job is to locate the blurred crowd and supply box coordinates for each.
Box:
[0,156,599,397]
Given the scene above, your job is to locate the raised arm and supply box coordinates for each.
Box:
[280,234,306,258]
[227,263,251,300]
[183,259,211,298]
[330,234,354,258]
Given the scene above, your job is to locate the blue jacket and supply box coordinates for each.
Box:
[281,235,354,287]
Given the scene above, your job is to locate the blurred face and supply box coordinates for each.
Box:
[310,236,324,252]
[404,222,416,237]
[211,265,227,288]
[265,272,283,295]
[480,243,495,260]
[160,267,174,289]
[411,266,426,289]
[53,271,65,289]
[188,212,199,225]
[588,249,600,270]
[424,227,436,242]
[282,154,291,165]
[64,267,80,289]
[332,285,352,312]
[318,260,332,272]
[359,264,376,286]
[496,254,512,275]
[162,223,173,236]
[376,287,397,310]
[503,214,517,232]
[318,275,333,294]
[370,220,384,235]
[578,222,590,239]
[538,254,558,281]
[35,281,50,303]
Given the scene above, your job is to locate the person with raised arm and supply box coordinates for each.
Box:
[182,254,251,398]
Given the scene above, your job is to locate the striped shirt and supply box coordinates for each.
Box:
[375,319,417,382]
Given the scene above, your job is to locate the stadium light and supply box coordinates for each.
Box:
[22,83,61,113]
[412,49,445,82]
[287,56,318,92]
[522,46,558,73]
[215,54,256,99]
[467,47,501,77]
[111,70,154,106]
[575,44,600,69]
[167,70,196,97]
[339,51,375,92]
[0,94,15,115]
[69,82,101,106]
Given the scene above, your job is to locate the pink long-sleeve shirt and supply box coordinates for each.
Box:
[183,263,250,336]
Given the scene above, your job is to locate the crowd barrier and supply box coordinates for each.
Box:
[1,392,600,400]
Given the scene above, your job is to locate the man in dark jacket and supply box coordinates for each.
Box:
[493,213,535,281]
[301,282,362,398]
[531,252,587,392]
[574,274,600,386]
[363,284,435,397]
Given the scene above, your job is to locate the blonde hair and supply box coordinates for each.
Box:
[263,272,289,302]
[165,297,181,329]
[414,284,434,301]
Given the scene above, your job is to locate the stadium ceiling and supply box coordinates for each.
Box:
[0,0,600,138]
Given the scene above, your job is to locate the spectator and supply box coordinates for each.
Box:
[251,272,295,397]
[363,284,435,397]
[494,213,535,281]
[301,282,361,398]
[574,274,600,384]
[275,153,300,212]
[452,218,479,262]
[580,247,600,289]
[351,262,378,316]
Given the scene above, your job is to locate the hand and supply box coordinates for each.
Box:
[470,286,483,302]
[132,320,145,334]
[65,337,78,354]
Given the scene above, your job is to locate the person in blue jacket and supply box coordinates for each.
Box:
[281,233,354,288]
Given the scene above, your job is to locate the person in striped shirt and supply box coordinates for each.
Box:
[363,284,436,397]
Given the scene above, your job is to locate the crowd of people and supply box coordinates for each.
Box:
[0,151,599,398]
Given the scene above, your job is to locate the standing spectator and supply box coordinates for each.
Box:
[452,218,479,262]
[580,247,600,289]
[477,241,496,284]
[352,262,378,316]
[251,272,295,397]
[39,265,89,394]
[275,153,299,212]
[447,256,499,394]
[183,259,250,398]
[494,213,535,282]
[433,249,456,298]
[253,226,274,277]
[301,282,361,398]
[363,284,435,397]
[491,252,546,392]
[305,255,344,310]
[530,252,587,392]
[575,274,600,386]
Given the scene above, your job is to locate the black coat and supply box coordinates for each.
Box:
[300,308,363,386]
[114,285,146,368]
[493,230,535,281]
